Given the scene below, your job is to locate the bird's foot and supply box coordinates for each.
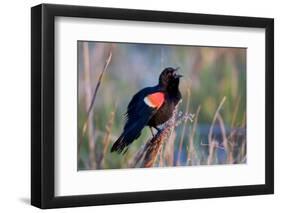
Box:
[154,126,161,133]
[149,126,162,138]
[149,127,155,137]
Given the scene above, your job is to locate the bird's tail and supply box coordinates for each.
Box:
[110,123,143,154]
[110,135,127,154]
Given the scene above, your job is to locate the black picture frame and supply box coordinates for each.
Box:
[31,3,274,209]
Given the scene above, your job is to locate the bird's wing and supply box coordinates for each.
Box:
[111,90,165,153]
[124,90,165,131]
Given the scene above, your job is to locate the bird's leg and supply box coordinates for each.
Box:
[149,127,155,137]
[153,126,161,134]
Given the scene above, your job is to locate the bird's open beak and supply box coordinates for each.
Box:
[173,67,183,79]
[175,74,183,79]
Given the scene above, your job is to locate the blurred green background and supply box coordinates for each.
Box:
[78,41,246,170]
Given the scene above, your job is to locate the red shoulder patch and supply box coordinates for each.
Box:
[144,92,165,109]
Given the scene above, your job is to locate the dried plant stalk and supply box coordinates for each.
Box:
[231,96,240,128]
[101,109,116,167]
[240,139,247,163]
[78,44,113,168]
[142,126,175,168]
[207,140,217,165]
[217,113,230,163]
[187,105,201,165]
[81,42,96,169]
[158,144,165,167]
[208,96,226,144]
[131,103,193,168]
[81,48,113,137]
[177,88,190,166]
[164,131,176,166]
[207,96,226,165]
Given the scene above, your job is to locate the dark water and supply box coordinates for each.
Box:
[174,124,246,165]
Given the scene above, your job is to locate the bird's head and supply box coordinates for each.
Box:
[159,67,183,90]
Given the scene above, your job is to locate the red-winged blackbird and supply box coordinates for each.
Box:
[111,67,182,154]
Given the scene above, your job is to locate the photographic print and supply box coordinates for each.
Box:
[77,41,246,170]
[31,4,273,208]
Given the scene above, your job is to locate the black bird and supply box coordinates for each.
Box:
[111,67,182,153]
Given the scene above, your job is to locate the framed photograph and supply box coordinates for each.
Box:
[31,4,274,209]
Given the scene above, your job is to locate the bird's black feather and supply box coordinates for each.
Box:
[111,67,182,154]
[111,87,159,153]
